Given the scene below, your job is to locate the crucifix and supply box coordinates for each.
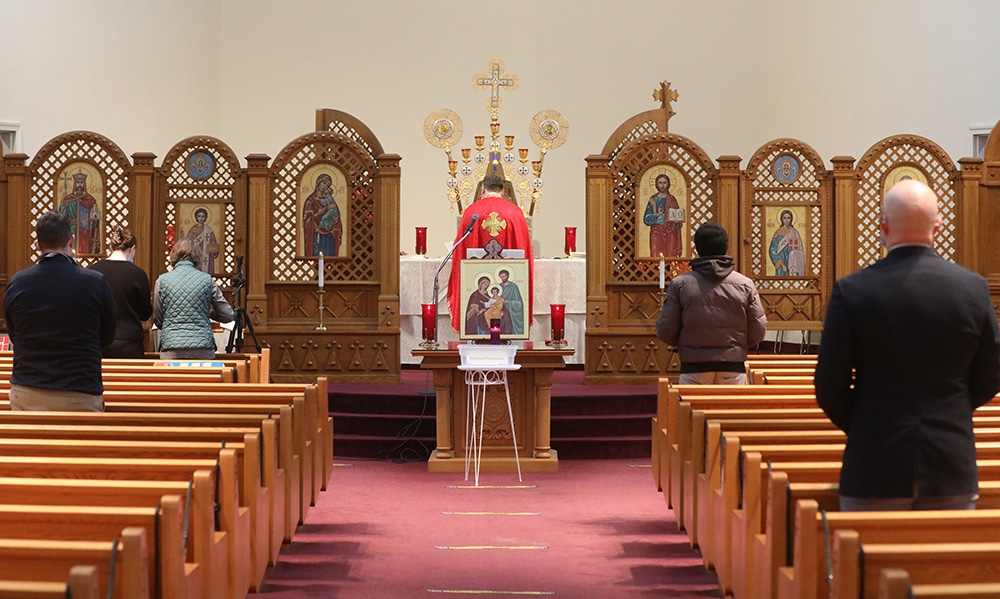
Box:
[472,59,519,120]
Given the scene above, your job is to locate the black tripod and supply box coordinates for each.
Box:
[226,256,261,353]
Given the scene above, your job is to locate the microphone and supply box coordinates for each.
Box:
[431,212,480,309]
[464,213,480,235]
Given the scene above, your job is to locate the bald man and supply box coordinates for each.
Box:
[815,179,1000,511]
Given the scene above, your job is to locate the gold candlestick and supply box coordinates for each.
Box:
[315,287,327,331]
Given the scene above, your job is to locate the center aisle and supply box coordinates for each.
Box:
[249,458,722,598]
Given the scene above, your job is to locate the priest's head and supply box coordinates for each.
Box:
[482,173,505,194]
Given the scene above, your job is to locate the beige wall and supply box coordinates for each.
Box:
[3,0,999,257]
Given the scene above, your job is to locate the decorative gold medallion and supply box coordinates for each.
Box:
[529,110,569,149]
[423,109,464,149]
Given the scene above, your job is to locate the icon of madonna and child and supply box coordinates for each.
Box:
[460,261,529,340]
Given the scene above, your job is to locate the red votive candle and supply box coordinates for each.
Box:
[550,303,566,341]
[421,303,437,341]
[415,227,427,255]
[489,318,502,345]
[564,227,577,255]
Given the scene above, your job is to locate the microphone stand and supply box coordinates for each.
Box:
[428,217,478,346]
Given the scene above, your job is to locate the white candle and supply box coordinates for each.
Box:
[659,256,665,290]
[318,252,324,288]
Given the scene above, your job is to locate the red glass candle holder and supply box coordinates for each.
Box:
[415,227,427,255]
[421,303,437,343]
[564,227,577,256]
[489,318,502,345]
[550,304,566,341]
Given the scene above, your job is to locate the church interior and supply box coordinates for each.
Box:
[3,1,1000,597]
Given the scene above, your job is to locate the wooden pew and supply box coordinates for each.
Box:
[676,398,1000,557]
[746,358,817,365]
[755,374,815,385]
[0,565,99,599]
[665,394,823,512]
[95,377,329,499]
[0,419,283,577]
[0,354,316,595]
[670,403,833,543]
[774,496,1000,599]
[833,530,1000,599]
[660,381,1000,599]
[0,351,271,384]
[728,445,1000,599]
[0,460,226,599]
[0,529,149,599]
[0,365,233,385]
[0,441,255,597]
[705,419,1000,583]
[656,382,817,500]
[0,408,303,537]
[878,567,1000,599]
[745,462,1000,599]
[0,497,220,599]
[745,359,817,384]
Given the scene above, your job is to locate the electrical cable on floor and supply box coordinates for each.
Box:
[376,369,433,463]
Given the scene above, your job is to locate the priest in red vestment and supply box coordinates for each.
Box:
[448,172,534,333]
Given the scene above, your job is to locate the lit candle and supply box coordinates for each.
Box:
[421,303,437,341]
[318,252,324,288]
[659,256,665,290]
[550,304,566,341]
[489,318,502,345]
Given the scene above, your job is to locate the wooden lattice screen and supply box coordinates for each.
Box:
[2,113,998,384]
[0,114,401,384]
[155,136,246,287]
[584,98,994,384]
[741,138,832,330]
[251,110,401,383]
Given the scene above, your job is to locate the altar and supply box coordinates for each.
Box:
[400,255,586,364]
[412,342,574,473]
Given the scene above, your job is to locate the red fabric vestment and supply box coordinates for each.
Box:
[448,192,534,332]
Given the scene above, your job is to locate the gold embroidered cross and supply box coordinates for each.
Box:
[481,211,507,236]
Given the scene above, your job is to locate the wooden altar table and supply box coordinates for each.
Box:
[412,342,574,473]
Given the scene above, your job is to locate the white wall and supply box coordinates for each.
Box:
[0,0,221,158]
[3,0,999,257]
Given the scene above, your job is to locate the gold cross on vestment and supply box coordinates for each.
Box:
[473,59,519,119]
[481,211,507,236]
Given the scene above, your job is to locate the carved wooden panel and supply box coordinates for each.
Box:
[854,135,958,266]
[608,133,716,286]
[27,131,133,267]
[268,131,377,285]
[743,138,831,327]
[263,332,398,384]
[157,136,244,281]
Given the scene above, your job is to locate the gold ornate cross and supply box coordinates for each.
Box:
[481,211,507,236]
[473,59,519,119]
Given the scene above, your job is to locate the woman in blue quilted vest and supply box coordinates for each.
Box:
[153,238,234,359]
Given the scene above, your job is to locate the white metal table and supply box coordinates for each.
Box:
[458,363,522,486]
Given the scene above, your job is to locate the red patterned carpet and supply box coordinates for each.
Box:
[249,458,722,598]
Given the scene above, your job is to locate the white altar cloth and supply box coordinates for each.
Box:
[400,256,586,364]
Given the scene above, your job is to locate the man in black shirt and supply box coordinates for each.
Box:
[3,211,116,410]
